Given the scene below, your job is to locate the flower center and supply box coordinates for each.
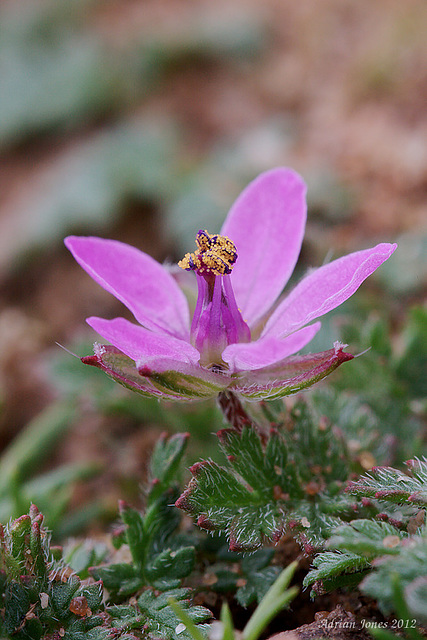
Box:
[178,229,237,276]
[178,230,250,368]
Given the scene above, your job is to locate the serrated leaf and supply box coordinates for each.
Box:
[148,433,189,504]
[217,428,281,499]
[147,546,195,583]
[347,459,427,507]
[137,588,211,640]
[328,520,405,557]
[177,402,354,550]
[119,502,150,572]
[4,581,31,635]
[236,565,281,608]
[176,456,287,551]
[90,563,142,599]
[303,550,370,596]
[50,578,80,615]
[361,532,427,617]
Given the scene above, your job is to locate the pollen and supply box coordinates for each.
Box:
[178,230,238,276]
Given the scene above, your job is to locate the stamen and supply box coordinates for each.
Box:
[178,230,238,276]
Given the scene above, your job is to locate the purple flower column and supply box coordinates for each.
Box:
[178,230,250,369]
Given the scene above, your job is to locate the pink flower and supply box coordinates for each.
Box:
[65,168,396,401]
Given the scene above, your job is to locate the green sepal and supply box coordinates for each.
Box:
[83,346,227,401]
[231,346,353,400]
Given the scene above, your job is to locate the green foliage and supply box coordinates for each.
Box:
[303,550,371,596]
[201,545,282,607]
[362,531,427,622]
[0,504,107,640]
[138,589,211,640]
[347,457,427,507]
[90,433,197,597]
[304,460,427,627]
[104,587,211,640]
[177,399,355,551]
[303,519,406,596]
[0,401,101,535]
[324,307,427,465]
[170,563,298,640]
[0,436,212,639]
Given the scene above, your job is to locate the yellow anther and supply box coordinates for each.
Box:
[178,230,238,276]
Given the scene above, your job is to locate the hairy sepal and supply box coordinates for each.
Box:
[231,346,353,400]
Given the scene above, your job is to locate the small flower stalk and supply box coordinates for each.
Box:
[65,167,396,401]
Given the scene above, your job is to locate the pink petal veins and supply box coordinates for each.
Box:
[221,168,307,328]
[65,236,190,340]
[262,243,397,339]
[86,316,200,365]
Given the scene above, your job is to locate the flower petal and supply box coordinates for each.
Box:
[221,168,307,327]
[222,322,321,372]
[87,316,200,364]
[231,344,353,400]
[263,243,397,338]
[65,236,190,339]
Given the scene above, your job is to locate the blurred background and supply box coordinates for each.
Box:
[0,0,426,537]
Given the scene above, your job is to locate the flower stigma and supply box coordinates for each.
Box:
[179,230,250,369]
[178,229,237,275]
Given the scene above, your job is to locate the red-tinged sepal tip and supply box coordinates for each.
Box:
[189,461,207,476]
[118,500,131,514]
[272,527,284,543]
[29,504,40,517]
[139,365,152,377]
[216,428,237,444]
[405,459,419,471]
[408,492,427,504]
[175,492,192,511]
[229,533,255,553]
[197,515,217,531]
[82,355,101,367]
